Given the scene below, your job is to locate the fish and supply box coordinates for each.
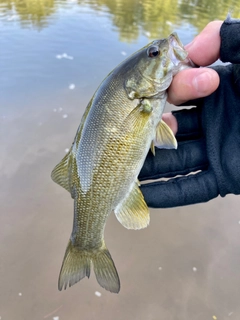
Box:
[51,32,193,293]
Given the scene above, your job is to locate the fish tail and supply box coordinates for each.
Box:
[58,240,91,291]
[58,240,120,293]
[92,242,120,293]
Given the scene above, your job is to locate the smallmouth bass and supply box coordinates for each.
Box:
[51,33,193,293]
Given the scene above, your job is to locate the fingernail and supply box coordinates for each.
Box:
[193,71,212,94]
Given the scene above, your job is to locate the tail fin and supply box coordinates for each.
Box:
[92,247,120,293]
[58,240,120,293]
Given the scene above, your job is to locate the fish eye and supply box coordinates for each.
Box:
[147,46,160,58]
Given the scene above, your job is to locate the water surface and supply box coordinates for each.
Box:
[1,1,240,319]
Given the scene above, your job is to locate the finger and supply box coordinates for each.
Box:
[139,138,208,181]
[140,170,219,208]
[186,20,222,66]
[168,68,220,105]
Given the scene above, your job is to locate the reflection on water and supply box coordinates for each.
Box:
[78,0,180,41]
[2,0,240,319]
[0,0,56,28]
[0,0,239,37]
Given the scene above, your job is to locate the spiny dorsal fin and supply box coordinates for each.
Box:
[51,150,72,193]
[154,119,177,149]
[114,182,149,230]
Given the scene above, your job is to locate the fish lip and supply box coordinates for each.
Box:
[168,32,185,50]
[167,32,195,71]
[167,33,188,64]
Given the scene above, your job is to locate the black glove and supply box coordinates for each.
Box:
[139,64,240,208]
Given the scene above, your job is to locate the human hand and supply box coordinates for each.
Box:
[163,21,223,135]
[168,20,222,107]
[139,20,240,207]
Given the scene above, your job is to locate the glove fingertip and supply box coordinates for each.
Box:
[140,171,219,208]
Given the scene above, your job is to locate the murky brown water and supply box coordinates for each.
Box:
[1,1,240,319]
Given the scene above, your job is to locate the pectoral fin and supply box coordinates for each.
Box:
[114,182,149,230]
[154,119,177,149]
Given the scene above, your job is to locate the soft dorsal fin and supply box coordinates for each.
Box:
[51,150,72,193]
[114,182,149,230]
[52,99,94,195]
[154,119,177,149]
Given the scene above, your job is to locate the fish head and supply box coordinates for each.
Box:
[125,32,193,100]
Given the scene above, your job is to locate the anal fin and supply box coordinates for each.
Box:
[114,182,149,230]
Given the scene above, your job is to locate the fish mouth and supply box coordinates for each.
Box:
[167,32,195,72]
[168,33,188,65]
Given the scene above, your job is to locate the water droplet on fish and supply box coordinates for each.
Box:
[69,84,75,90]
[95,291,102,297]
[58,107,63,112]
[193,267,197,272]
[18,292,22,296]
[53,108,57,112]
[121,51,127,56]
[62,114,68,119]
[158,267,162,271]
[65,148,69,153]
[53,317,59,320]
[56,55,62,59]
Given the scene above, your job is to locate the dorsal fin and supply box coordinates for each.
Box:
[51,99,93,195]
[51,150,72,193]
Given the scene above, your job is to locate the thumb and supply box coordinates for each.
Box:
[168,68,220,105]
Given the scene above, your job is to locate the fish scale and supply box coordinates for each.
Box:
[51,32,193,293]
